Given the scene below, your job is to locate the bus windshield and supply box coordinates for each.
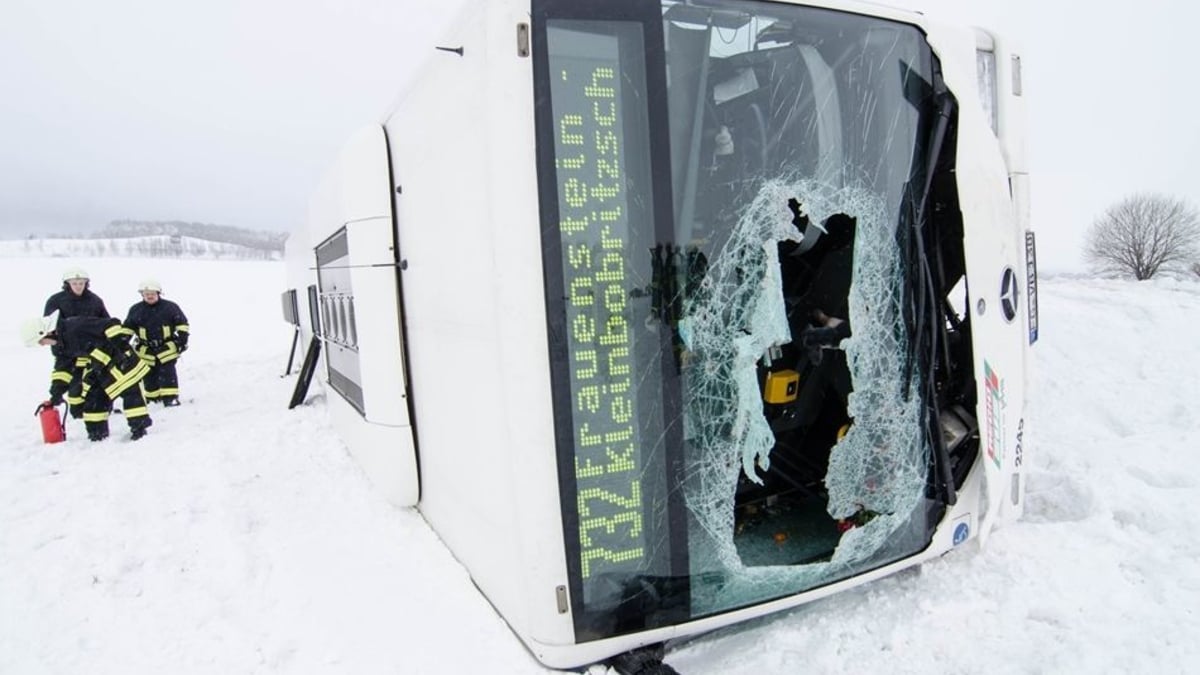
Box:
[533,0,951,642]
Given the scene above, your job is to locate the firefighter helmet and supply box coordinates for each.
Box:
[19,310,60,347]
[62,267,89,282]
[138,279,162,293]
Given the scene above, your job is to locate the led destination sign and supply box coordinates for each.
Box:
[548,23,649,598]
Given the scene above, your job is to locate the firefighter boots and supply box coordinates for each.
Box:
[130,417,153,441]
[86,421,109,442]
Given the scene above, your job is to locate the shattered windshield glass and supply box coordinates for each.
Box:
[534,0,945,641]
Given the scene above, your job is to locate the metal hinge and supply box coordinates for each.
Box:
[517,23,530,58]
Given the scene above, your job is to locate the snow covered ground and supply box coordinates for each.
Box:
[2,256,1198,674]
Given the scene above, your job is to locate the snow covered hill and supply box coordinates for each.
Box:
[2,257,1198,674]
[0,236,279,261]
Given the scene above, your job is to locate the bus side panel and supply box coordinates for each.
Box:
[930,26,1030,542]
[309,125,419,507]
[385,5,547,645]
[994,34,1033,523]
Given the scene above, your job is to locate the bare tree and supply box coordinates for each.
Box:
[1085,193,1200,280]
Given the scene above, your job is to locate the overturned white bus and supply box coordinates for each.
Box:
[283,0,1036,669]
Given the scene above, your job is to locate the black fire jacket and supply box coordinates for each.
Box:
[43,286,110,358]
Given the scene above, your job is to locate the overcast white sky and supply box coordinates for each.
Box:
[1,0,1196,272]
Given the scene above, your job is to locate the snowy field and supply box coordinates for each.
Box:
[2,256,1198,674]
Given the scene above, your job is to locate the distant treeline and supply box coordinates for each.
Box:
[32,219,287,253]
[4,235,281,261]
[98,219,287,252]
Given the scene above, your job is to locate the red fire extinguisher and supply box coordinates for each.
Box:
[34,401,65,444]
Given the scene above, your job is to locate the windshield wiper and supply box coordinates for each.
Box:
[907,76,958,506]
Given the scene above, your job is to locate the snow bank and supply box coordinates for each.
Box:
[2,256,1197,673]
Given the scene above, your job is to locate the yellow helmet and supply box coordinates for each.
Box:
[19,310,60,347]
[62,267,89,282]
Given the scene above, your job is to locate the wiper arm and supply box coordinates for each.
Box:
[915,89,956,228]
[910,85,959,506]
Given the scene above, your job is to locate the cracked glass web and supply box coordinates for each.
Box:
[678,176,930,612]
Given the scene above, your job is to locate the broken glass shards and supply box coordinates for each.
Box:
[678,177,932,614]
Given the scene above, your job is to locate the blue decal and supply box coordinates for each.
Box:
[953,522,970,546]
[1025,231,1039,344]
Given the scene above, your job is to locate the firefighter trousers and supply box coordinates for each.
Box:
[48,354,89,419]
[143,360,179,402]
[80,379,152,441]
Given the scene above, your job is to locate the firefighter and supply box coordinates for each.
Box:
[124,279,190,406]
[42,268,110,417]
[22,310,152,441]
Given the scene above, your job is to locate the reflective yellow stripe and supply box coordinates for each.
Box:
[158,342,180,363]
[158,386,180,396]
[106,372,142,398]
[82,411,109,422]
[105,360,150,398]
[91,349,111,365]
[177,325,190,334]
[74,356,90,368]
[51,370,73,384]
[66,394,84,405]
[105,366,131,397]
[138,327,148,340]
[124,405,150,418]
